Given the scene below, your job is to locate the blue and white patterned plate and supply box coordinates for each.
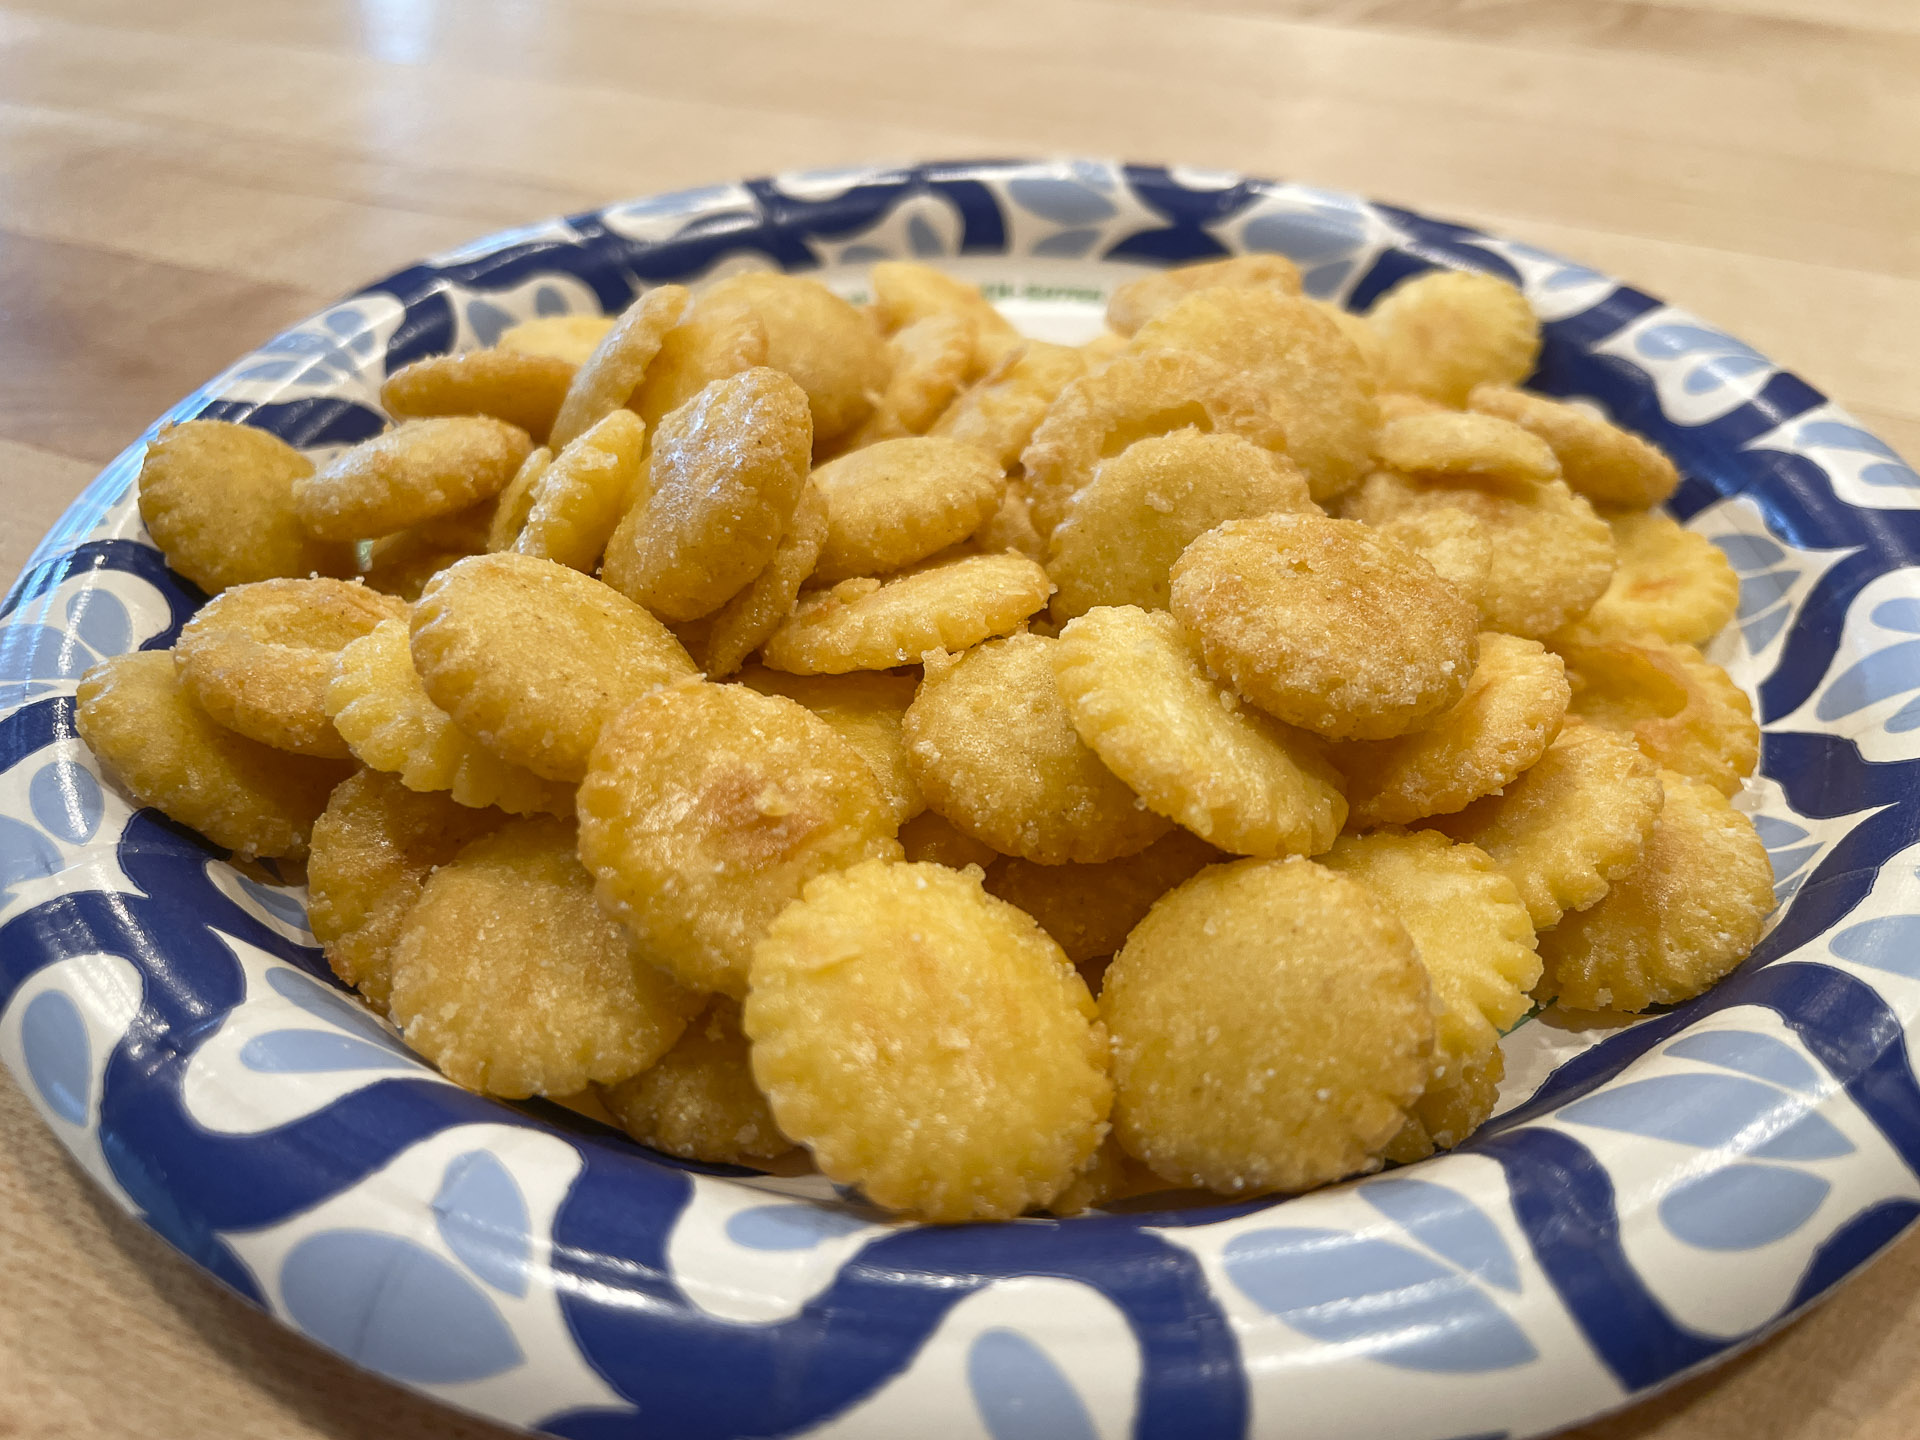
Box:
[5,159,1920,1440]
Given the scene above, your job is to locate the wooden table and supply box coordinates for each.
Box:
[2,1,1916,1435]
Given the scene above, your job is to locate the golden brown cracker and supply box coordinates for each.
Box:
[1367,269,1540,405]
[75,650,348,860]
[982,827,1220,964]
[511,409,648,573]
[137,419,354,593]
[295,416,533,542]
[1129,288,1377,502]
[1575,510,1738,647]
[1052,606,1347,856]
[601,367,813,621]
[600,998,793,1164]
[1048,430,1314,622]
[549,285,691,450]
[409,552,697,781]
[325,617,574,815]
[1338,632,1569,827]
[576,681,902,997]
[1102,856,1432,1193]
[630,297,769,436]
[700,271,887,446]
[761,553,1051,674]
[735,663,923,826]
[1171,513,1479,740]
[1429,719,1664,929]
[932,340,1087,470]
[388,815,701,1096]
[1320,828,1540,1075]
[499,314,615,367]
[674,482,829,679]
[1468,384,1679,510]
[1021,349,1287,535]
[1374,410,1561,487]
[810,437,1005,584]
[1345,469,1616,639]
[1537,770,1773,1012]
[380,347,576,444]
[903,634,1173,864]
[1559,635,1758,796]
[746,858,1109,1221]
[307,768,503,1008]
[174,577,406,759]
[1105,254,1304,336]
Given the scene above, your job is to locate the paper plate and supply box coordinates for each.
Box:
[5,159,1920,1440]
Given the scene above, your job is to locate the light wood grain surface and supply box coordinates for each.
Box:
[2,2,1917,1436]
